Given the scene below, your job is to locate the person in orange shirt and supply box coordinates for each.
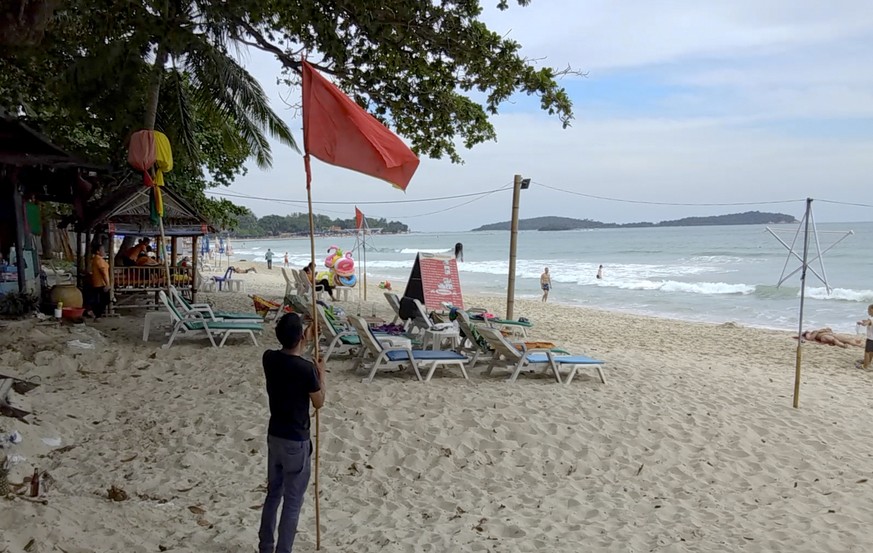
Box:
[91,245,111,320]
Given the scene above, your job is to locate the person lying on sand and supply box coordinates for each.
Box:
[800,328,864,348]
[230,266,257,274]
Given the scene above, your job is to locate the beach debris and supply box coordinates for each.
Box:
[66,339,95,349]
[196,517,212,527]
[440,447,453,458]
[2,430,22,445]
[176,483,198,493]
[188,505,206,515]
[347,462,360,475]
[857,479,868,484]
[49,444,76,458]
[107,485,129,501]
[0,374,40,394]
[29,467,39,497]
[6,453,26,465]
[41,437,61,447]
[23,538,35,551]
[0,378,31,420]
[0,455,8,496]
[120,453,138,463]
[473,517,487,532]
[636,464,645,476]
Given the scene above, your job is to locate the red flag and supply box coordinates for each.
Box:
[355,207,364,230]
[302,61,420,191]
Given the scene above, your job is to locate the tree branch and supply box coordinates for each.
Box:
[234,20,338,76]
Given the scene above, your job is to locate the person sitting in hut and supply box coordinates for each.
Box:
[136,250,159,266]
[125,238,151,266]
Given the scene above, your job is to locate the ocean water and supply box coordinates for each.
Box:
[222,223,873,333]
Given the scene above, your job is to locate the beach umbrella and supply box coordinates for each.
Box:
[301,59,420,548]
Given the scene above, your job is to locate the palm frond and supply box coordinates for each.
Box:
[157,67,200,164]
[182,35,300,162]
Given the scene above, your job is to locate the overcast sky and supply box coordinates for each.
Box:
[210,1,873,232]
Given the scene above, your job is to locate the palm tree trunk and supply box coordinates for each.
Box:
[143,44,169,130]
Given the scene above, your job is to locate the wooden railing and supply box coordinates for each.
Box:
[112,266,194,291]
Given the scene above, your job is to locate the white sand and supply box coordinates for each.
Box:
[2,268,873,552]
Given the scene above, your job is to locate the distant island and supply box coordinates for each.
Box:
[471,211,798,232]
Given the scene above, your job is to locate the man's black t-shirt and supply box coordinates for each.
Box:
[263,350,320,441]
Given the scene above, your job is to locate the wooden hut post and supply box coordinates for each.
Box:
[171,236,178,265]
[191,235,199,303]
[75,231,83,289]
[107,231,115,315]
[10,177,27,294]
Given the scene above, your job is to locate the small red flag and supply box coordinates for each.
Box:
[355,207,364,230]
[302,61,420,191]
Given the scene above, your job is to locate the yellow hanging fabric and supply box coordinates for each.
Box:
[153,131,174,186]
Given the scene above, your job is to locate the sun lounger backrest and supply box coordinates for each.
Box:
[288,294,313,319]
[455,310,487,352]
[384,292,401,315]
[477,326,523,361]
[347,315,384,355]
[159,290,187,326]
[315,305,341,339]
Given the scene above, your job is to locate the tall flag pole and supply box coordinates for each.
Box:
[301,59,420,548]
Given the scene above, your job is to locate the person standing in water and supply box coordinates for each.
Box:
[540,267,552,302]
[596,265,603,280]
[454,242,464,262]
[265,248,274,270]
[283,252,289,268]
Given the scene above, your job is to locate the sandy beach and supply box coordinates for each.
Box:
[2,266,873,552]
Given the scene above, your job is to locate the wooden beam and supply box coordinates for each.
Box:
[108,232,115,315]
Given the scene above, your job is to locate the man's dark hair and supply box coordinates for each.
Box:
[275,313,304,349]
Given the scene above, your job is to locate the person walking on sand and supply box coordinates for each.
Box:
[540,267,552,302]
[596,265,603,280]
[258,313,326,553]
[265,248,275,270]
[283,252,289,268]
[856,304,873,369]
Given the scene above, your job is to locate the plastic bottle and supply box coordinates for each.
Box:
[54,301,63,319]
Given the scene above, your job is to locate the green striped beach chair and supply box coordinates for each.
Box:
[169,285,262,322]
[158,291,263,348]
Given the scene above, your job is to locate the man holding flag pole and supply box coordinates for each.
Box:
[256,59,419,552]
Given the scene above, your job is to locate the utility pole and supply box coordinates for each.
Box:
[506,174,522,319]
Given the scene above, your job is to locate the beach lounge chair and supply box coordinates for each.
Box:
[384,292,402,324]
[281,267,296,298]
[294,269,325,301]
[169,285,262,322]
[158,291,263,348]
[313,304,363,361]
[469,313,534,338]
[194,267,213,292]
[347,315,469,383]
[477,326,605,385]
